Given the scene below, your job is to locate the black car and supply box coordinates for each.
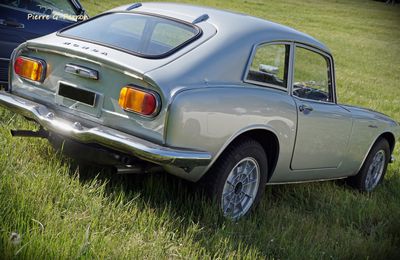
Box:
[0,0,87,86]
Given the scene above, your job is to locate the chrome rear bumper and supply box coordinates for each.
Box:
[0,91,212,170]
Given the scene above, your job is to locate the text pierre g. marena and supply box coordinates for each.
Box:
[27,13,86,21]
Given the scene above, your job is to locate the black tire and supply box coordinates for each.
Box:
[201,137,268,220]
[348,138,390,192]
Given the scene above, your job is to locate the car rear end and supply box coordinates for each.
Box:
[0,10,213,179]
[8,37,165,143]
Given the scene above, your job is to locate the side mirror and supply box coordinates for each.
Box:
[259,64,278,75]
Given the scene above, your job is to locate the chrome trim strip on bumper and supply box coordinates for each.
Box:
[0,91,212,170]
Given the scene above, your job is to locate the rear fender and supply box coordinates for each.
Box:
[165,86,297,181]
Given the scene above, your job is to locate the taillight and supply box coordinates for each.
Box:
[118,86,159,116]
[14,56,46,82]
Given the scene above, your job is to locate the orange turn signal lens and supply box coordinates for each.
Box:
[118,86,158,116]
[14,56,46,82]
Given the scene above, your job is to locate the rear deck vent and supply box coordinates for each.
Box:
[126,3,142,11]
[192,14,209,24]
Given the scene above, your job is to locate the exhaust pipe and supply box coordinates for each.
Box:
[116,165,144,174]
[10,127,48,138]
[116,164,163,174]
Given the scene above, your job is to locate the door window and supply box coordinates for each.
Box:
[246,44,290,89]
[293,47,333,102]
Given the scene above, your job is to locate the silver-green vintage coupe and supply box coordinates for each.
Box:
[0,2,399,219]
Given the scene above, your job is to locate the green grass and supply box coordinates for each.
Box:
[1,0,400,258]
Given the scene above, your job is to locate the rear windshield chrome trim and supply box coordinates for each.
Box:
[57,11,203,59]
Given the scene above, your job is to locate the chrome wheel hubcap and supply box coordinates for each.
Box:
[221,157,260,219]
[365,150,385,191]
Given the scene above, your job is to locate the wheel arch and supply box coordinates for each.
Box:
[348,131,395,191]
[356,131,396,175]
[244,129,280,181]
[379,132,396,154]
[207,127,280,182]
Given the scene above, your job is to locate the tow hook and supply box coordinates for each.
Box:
[10,127,48,138]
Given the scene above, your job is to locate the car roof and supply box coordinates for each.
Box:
[110,2,331,54]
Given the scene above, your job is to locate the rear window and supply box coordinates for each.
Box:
[60,13,201,58]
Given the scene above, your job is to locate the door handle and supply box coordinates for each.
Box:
[0,19,24,28]
[299,104,314,113]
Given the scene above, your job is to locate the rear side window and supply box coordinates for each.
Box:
[60,13,201,58]
[246,44,290,89]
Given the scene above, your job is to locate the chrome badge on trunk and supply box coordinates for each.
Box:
[64,63,99,80]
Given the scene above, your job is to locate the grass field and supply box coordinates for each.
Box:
[1,0,400,258]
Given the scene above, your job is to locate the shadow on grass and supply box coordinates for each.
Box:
[68,161,221,222]
[66,161,283,254]
[63,161,330,258]
[62,159,400,259]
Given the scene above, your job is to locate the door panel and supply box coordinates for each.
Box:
[290,44,353,170]
[291,99,353,170]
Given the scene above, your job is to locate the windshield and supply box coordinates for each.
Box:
[60,12,201,58]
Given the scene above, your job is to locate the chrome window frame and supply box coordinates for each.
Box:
[243,41,293,94]
[291,43,337,104]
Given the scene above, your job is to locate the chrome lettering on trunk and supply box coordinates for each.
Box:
[63,42,108,56]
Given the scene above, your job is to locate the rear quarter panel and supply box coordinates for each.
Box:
[165,85,297,181]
